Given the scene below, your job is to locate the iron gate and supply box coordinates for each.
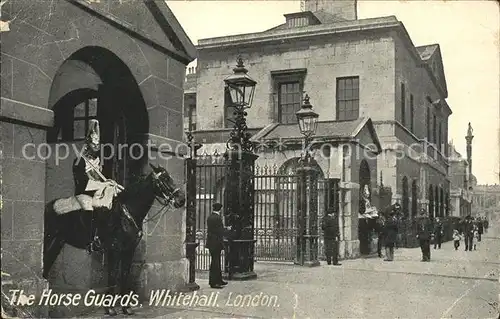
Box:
[193,152,227,270]
[192,154,330,270]
[253,166,327,262]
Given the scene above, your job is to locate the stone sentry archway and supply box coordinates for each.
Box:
[44,46,149,297]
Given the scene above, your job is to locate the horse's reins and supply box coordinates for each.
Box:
[80,154,184,242]
[141,181,185,224]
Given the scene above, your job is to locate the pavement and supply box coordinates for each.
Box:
[84,227,500,319]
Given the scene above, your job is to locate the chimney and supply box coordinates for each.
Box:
[304,0,358,20]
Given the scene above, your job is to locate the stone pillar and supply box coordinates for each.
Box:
[295,164,320,267]
[224,150,258,280]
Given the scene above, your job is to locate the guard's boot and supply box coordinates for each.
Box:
[105,307,117,316]
[123,307,134,315]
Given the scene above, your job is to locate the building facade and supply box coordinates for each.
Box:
[185,0,452,256]
[472,184,500,221]
[447,142,473,217]
[1,0,195,316]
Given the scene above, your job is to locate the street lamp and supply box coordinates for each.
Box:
[296,94,319,162]
[224,56,257,152]
[223,56,259,280]
[295,94,320,267]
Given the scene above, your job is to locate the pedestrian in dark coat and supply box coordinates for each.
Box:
[433,217,443,249]
[416,210,432,261]
[321,211,341,266]
[376,216,386,258]
[207,203,229,288]
[463,216,474,251]
[383,212,398,261]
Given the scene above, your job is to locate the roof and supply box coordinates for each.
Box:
[265,10,348,32]
[197,14,449,101]
[72,0,196,64]
[416,44,439,61]
[251,117,382,153]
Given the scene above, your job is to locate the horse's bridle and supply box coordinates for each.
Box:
[141,171,184,224]
[152,170,181,206]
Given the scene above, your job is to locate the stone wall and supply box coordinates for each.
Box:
[196,31,396,130]
[1,0,193,316]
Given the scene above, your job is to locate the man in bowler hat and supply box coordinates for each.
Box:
[463,215,474,251]
[383,207,399,261]
[207,203,229,288]
[416,210,432,261]
[321,211,341,265]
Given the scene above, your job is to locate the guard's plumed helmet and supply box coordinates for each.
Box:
[86,119,100,153]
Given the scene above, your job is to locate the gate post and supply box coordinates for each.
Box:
[185,132,202,291]
[295,161,320,267]
[224,150,259,280]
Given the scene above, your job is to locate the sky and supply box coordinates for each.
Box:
[167,0,500,185]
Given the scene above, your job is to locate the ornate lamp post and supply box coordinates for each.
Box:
[185,131,202,290]
[295,94,320,267]
[223,56,258,280]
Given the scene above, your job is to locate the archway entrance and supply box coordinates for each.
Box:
[358,159,373,255]
[45,46,148,293]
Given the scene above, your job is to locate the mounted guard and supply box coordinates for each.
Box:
[52,119,124,252]
[359,184,379,219]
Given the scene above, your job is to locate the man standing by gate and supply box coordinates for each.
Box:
[321,211,341,266]
[416,210,432,262]
[207,203,229,288]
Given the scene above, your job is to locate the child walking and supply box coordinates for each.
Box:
[473,229,480,250]
[453,229,461,250]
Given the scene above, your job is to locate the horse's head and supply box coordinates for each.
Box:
[149,164,186,208]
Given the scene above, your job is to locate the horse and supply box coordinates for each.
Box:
[43,164,185,316]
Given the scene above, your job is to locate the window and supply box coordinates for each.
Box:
[400,83,406,126]
[278,82,302,124]
[433,114,437,145]
[271,69,306,124]
[188,104,197,131]
[410,94,414,132]
[224,86,236,128]
[71,98,98,141]
[336,76,359,121]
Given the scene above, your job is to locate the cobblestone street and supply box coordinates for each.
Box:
[84,227,499,319]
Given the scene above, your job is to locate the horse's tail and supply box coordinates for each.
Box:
[43,200,65,279]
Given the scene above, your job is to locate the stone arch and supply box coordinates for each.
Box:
[402,176,409,217]
[358,159,373,255]
[274,157,325,235]
[277,157,324,178]
[46,46,149,200]
[411,180,418,217]
[358,159,371,213]
[44,46,149,287]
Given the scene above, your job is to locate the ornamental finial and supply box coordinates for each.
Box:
[233,55,248,74]
[303,94,310,105]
